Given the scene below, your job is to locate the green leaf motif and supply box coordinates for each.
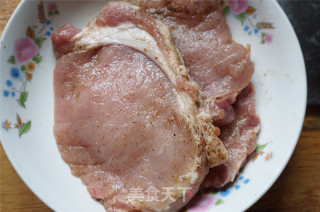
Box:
[255,144,267,152]
[17,92,28,108]
[48,11,53,16]
[19,121,31,137]
[20,65,27,72]
[239,167,244,173]
[253,13,257,19]
[8,56,15,64]
[236,13,246,25]
[32,55,42,64]
[223,6,230,16]
[261,32,266,37]
[261,39,265,44]
[215,199,224,205]
[34,37,46,49]
[55,10,60,15]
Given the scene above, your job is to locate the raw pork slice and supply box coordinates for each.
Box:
[130,0,254,127]
[202,83,260,188]
[52,2,227,211]
[129,0,260,188]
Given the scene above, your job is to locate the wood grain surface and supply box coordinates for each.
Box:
[0,1,319,211]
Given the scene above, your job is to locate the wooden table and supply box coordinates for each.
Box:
[1,1,319,211]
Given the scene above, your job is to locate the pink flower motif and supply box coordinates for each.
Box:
[187,196,216,212]
[265,33,273,43]
[227,0,248,15]
[48,2,58,12]
[14,37,38,63]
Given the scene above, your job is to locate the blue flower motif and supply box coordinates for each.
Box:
[50,27,54,31]
[3,90,10,97]
[254,28,259,34]
[6,80,12,87]
[220,188,231,197]
[243,178,250,184]
[235,184,241,190]
[239,176,244,181]
[11,91,15,97]
[248,31,252,35]
[10,68,20,79]
[46,31,51,36]
[244,25,249,31]
[46,20,51,25]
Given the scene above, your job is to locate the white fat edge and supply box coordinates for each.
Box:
[72,20,177,83]
[154,20,203,186]
[174,89,202,183]
[73,19,202,207]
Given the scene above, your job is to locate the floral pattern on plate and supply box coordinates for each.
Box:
[223,0,275,44]
[2,1,59,137]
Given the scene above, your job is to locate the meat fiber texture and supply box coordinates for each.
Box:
[126,0,261,188]
[202,83,260,187]
[52,1,229,211]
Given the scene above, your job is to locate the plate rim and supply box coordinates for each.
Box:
[241,1,307,210]
[0,0,58,211]
[0,0,307,211]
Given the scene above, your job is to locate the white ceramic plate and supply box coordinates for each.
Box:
[0,0,306,211]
